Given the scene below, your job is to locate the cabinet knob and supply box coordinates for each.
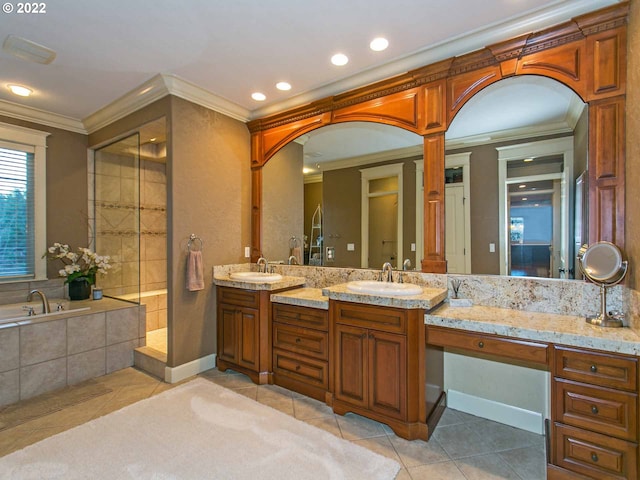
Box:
[295,364,301,371]
[590,364,598,373]
[478,341,484,348]
[591,405,599,415]
[591,453,598,463]
[295,338,301,343]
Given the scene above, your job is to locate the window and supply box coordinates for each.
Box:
[0,122,49,282]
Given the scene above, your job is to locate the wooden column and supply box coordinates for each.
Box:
[421,133,446,273]
[588,95,625,248]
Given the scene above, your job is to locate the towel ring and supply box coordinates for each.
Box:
[187,234,203,252]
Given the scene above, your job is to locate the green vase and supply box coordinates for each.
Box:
[68,278,91,300]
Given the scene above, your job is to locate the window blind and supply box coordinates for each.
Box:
[0,145,35,280]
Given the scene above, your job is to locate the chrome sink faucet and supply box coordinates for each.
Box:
[27,289,51,314]
[381,262,394,282]
[288,255,299,265]
[256,257,269,273]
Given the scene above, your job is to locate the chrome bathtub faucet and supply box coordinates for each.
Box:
[27,289,50,314]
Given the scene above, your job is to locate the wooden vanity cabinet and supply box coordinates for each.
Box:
[272,303,329,401]
[217,285,296,384]
[331,300,429,441]
[550,346,639,480]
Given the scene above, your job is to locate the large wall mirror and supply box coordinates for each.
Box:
[261,75,589,280]
[250,3,627,275]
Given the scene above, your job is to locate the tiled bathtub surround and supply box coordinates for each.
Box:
[0,298,146,407]
[0,279,64,307]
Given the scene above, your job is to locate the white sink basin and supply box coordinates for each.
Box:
[346,280,422,296]
[229,272,283,282]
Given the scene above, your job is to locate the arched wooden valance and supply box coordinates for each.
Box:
[248,2,628,273]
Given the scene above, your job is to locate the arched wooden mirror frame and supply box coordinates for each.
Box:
[248,3,628,273]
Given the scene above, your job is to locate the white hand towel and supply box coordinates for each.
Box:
[187,250,204,291]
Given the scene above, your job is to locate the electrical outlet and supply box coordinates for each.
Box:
[326,246,335,262]
[244,246,251,258]
[489,243,495,253]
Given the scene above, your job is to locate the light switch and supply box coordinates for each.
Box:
[489,243,496,253]
[326,246,335,262]
[244,246,251,258]
[411,243,416,252]
[347,243,355,251]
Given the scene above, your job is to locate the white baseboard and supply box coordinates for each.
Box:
[164,354,217,384]
[447,389,545,434]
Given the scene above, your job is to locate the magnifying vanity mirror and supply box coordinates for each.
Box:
[578,241,628,328]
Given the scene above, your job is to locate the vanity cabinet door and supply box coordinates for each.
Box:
[218,304,239,364]
[237,307,260,370]
[369,330,407,420]
[334,324,368,409]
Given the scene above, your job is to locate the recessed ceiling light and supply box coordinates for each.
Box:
[518,184,526,189]
[276,82,291,91]
[251,92,266,101]
[8,84,32,97]
[370,37,389,52]
[331,53,349,66]
[149,137,157,142]
[522,197,528,201]
[523,158,534,162]
[303,167,314,174]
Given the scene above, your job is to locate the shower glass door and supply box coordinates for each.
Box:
[93,133,141,303]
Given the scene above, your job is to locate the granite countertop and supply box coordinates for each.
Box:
[426,304,640,356]
[213,274,306,291]
[323,283,448,310]
[270,288,329,310]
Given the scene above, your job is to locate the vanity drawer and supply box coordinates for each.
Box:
[273,322,328,360]
[217,286,260,309]
[426,327,549,366]
[554,346,637,392]
[272,348,328,389]
[272,304,328,331]
[553,423,638,480]
[332,301,406,334]
[554,378,638,441]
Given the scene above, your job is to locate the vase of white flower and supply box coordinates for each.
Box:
[45,243,112,300]
[68,277,92,300]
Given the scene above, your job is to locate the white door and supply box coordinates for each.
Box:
[445,184,466,273]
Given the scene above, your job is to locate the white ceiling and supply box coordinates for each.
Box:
[0,0,618,129]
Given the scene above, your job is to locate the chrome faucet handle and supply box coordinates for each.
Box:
[56,303,65,311]
[398,272,404,283]
[22,305,35,316]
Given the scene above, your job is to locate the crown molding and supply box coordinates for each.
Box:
[0,98,86,134]
[83,74,251,134]
[445,121,573,150]
[162,74,250,123]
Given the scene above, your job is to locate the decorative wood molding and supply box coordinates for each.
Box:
[249,2,629,272]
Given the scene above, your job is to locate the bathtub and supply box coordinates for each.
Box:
[0,299,90,325]
[0,297,145,407]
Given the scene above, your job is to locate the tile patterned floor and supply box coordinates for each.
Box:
[0,367,547,479]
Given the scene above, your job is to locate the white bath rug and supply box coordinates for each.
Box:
[0,378,401,480]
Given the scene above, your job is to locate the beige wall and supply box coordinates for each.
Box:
[626,0,639,290]
[0,115,88,279]
[262,142,304,262]
[89,95,252,368]
[168,96,251,367]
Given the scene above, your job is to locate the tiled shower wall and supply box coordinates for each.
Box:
[91,150,167,298]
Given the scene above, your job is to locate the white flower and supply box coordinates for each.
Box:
[59,269,67,277]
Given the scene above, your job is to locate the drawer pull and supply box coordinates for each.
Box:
[590,364,598,373]
[295,338,301,343]
[478,341,484,348]
[591,453,598,463]
[295,364,301,371]
[591,405,599,415]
